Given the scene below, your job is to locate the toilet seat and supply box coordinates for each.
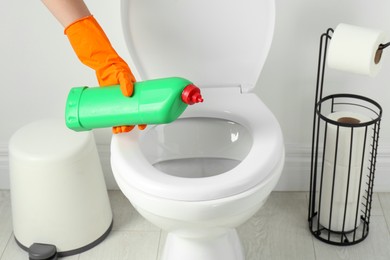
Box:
[111,87,284,201]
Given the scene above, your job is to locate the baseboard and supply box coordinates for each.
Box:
[274,144,313,191]
[1,142,390,191]
[274,143,390,192]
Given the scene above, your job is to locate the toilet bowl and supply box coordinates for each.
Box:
[111,92,284,260]
[106,0,284,259]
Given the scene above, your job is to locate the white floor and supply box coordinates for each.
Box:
[1,190,390,260]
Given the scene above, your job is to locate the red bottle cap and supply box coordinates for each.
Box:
[181,84,204,105]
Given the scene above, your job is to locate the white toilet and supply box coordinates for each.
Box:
[109,0,284,259]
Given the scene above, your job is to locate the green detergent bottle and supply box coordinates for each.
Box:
[65,77,203,131]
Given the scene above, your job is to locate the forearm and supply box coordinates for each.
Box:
[41,0,91,28]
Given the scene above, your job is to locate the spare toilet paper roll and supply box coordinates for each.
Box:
[319,111,371,232]
[323,111,371,167]
[327,23,388,77]
[320,162,366,232]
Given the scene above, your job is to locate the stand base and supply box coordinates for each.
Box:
[161,229,244,260]
[309,214,369,246]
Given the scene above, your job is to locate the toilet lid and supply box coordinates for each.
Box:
[121,0,275,92]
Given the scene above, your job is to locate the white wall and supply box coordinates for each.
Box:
[1,0,390,190]
[260,0,390,191]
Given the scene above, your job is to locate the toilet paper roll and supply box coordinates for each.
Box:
[319,111,371,232]
[320,162,366,231]
[323,111,371,167]
[327,23,388,77]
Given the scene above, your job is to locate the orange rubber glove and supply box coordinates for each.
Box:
[65,15,146,133]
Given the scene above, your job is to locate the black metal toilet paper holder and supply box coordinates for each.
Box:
[308,28,383,246]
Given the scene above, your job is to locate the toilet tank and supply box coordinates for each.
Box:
[120,0,275,92]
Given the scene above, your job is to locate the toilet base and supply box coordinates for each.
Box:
[161,229,244,260]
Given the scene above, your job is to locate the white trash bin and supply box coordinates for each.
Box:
[9,118,113,259]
